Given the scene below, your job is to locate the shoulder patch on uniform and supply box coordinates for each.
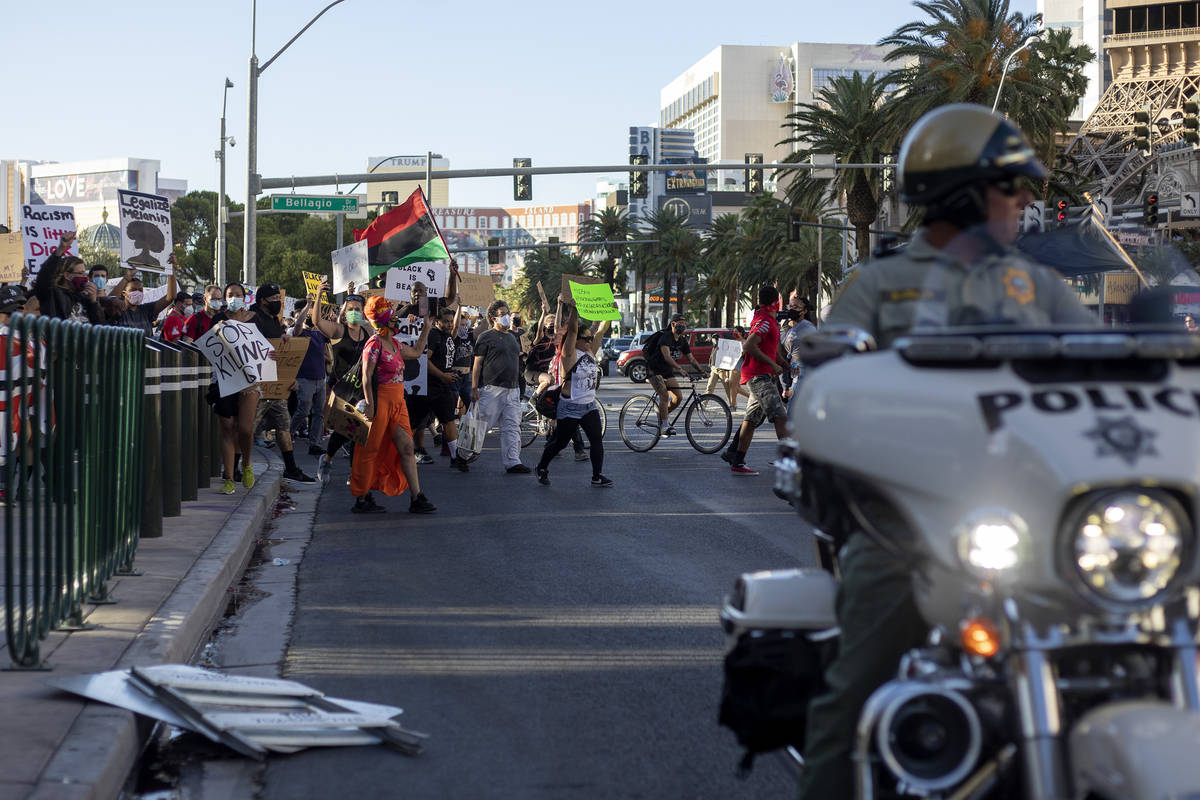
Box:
[881,288,945,303]
[1002,267,1035,305]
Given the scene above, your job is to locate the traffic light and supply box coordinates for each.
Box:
[487,236,501,266]
[629,155,649,199]
[787,208,802,243]
[1184,101,1199,145]
[745,153,764,194]
[1133,110,1152,156]
[1144,192,1160,225]
[1055,199,1069,226]
[380,191,398,214]
[513,158,531,201]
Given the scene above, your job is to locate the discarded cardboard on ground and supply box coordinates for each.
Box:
[47,664,427,759]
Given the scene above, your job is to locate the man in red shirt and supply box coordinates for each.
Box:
[184,285,223,341]
[160,291,194,342]
[721,286,789,475]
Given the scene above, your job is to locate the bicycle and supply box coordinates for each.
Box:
[618,371,732,454]
[520,394,608,448]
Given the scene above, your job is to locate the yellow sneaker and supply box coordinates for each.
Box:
[242,465,255,489]
[220,479,236,495]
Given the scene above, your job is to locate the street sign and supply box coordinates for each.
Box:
[1096,195,1113,223]
[1021,201,1045,234]
[270,194,360,214]
[1182,192,1200,218]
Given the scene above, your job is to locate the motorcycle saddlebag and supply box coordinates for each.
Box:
[717,569,838,774]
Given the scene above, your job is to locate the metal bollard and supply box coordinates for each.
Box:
[179,348,198,501]
[141,343,163,539]
[159,344,182,517]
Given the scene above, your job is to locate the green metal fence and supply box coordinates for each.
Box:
[3,314,144,669]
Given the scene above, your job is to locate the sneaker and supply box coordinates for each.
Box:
[220,479,236,495]
[506,464,532,474]
[283,467,317,483]
[731,464,759,476]
[591,474,614,488]
[574,450,589,462]
[307,445,325,456]
[415,449,435,465]
[352,493,386,514]
[409,493,437,514]
[317,457,332,484]
[450,456,470,473]
[242,465,256,489]
[663,426,678,437]
[537,467,550,486]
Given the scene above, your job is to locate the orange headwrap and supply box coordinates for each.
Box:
[364,295,392,328]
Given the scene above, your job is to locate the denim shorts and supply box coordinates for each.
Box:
[557,397,599,420]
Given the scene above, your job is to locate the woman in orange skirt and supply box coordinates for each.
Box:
[350,296,437,514]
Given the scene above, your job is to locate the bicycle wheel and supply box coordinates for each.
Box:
[520,405,540,448]
[619,395,661,452]
[597,402,608,438]
[685,393,732,454]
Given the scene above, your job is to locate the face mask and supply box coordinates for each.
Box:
[227,296,244,312]
[673,325,685,335]
[207,297,223,311]
[128,290,144,306]
[264,299,282,316]
[93,276,107,291]
[345,310,363,325]
[183,306,195,317]
[458,324,468,337]
[71,275,90,292]
[497,313,512,329]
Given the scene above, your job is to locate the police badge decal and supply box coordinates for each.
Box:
[1002,267,1035,305]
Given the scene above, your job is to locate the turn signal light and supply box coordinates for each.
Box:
[961,618,1001,658]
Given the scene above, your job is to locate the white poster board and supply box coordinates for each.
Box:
[392,315,428,396]
[197,321,277,398]
[713,337,742,371]
[21,205,77,278]
[383,261,448,302]
[331,239,369,295]
[117,190,173,273]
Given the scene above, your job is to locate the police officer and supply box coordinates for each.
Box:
[796,104,1095,800]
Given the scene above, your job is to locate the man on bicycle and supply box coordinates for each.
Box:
[647,313,704,436]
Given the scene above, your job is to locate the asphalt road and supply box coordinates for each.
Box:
[260,375,815,799]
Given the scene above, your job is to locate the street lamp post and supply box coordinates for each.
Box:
[992,32,1042,114]
[216,77,234,286]
[244,0,347,288]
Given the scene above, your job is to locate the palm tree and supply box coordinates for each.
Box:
[779,72,895,264]
[515,248,589,317]
[638,207,694,327]
[700,213,745,326]
[577,207,633,289]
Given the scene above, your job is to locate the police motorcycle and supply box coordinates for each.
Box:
[720,312,1200,798]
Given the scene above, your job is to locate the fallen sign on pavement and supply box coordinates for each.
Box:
[47,664,427,759]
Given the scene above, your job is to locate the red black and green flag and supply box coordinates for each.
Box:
[354,187,450,277]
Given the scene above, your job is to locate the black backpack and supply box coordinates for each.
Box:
[717,629,836,776]
[642,330,666,369]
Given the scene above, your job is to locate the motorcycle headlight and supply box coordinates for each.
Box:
[1067,489,1188,606]
[956,509,1027,579]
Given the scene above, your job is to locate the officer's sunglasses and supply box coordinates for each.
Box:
[991,179,1023,197]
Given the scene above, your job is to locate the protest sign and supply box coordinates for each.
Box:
[259,337,310,400]
[0,233,24,283]
[536,281,549,310]
[392,315,428,396]
[302,271,324,298]
[330,240,369,295]
[117,190,173,273]
[567,281,620,321]
[21,205,77,277]
[457,272,495,308]
[559,273,605,305]
[196,321,276,398]
[383,261,448,302]
[324,392,370,447]
[713,337,743,370]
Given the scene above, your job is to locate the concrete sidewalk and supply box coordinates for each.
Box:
[0,448,285,800]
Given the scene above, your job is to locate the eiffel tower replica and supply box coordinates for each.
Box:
[1068,0,1200,205]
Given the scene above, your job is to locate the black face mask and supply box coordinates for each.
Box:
[264,299,282,315]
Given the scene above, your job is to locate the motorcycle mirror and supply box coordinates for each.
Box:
[794,326,877,367]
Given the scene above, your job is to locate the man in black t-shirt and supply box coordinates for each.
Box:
[647,313,703,435]
[426,307,469,472]
[250,283,316,483]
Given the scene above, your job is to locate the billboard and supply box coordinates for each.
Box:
[657,194,712,229]
[30,170,137,205]
[664,162,707,194]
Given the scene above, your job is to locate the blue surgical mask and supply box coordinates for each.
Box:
[92,276,106,291]
[227,296,245,312]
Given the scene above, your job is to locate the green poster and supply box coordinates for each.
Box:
[568,281,621,321]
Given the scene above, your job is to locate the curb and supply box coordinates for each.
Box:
[26,448,284,800]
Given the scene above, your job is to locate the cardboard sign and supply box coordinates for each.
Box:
[0,232,23,283]
[713,337,743,371]
[383,261,448,302]
[392,316,428,396]
[457,272,495,308]
[196,321,276,398]
[302,271,324,298]
[330,240,369,295]
[536,281,549,310]
[559,273,604,305]
[21,204,77,278]
[567,281,620,321]
[259,337,310,400]
[324,391,370,447]
[117,190,173,273]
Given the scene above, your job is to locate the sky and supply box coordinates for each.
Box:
[1,0,1039,210]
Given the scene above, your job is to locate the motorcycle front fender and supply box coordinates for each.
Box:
[1069,700,1200,799]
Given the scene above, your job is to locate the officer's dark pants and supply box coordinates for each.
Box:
[796,534,928,799]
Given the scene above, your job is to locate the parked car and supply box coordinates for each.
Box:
[616,328,737,383]
[602,336,633,362]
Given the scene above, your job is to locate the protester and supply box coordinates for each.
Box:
[351,296,436,514]
[705,325,749,412]
[250,283,316,483]
[207,283,258,492]
[33,232,103,324]
[111,258,177,336]
[525,312,558,396]
[535,305,612,487]
[781,296,818,414]
[721,286,790,475]
[471,299,530,474]
[426,306,469,471]
[398,269,459,464]
[289,302,329,457]
[647,313,704,436]
[184,285,224,340]
[451,310,476,415]
[311,281,372,483]
[87,265,108,293]
[160,290,194,342]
